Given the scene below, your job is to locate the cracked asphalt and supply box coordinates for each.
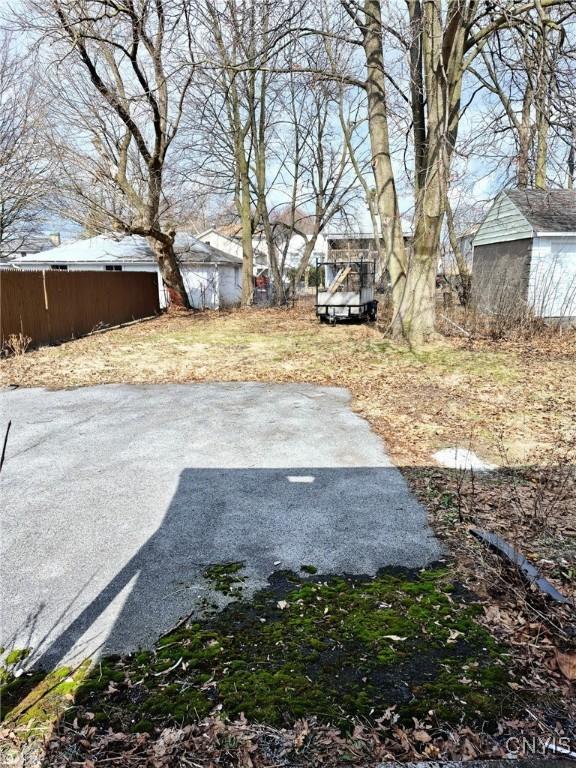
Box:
[0,383,442,668]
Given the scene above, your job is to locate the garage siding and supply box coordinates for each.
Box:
[471,238,532,314]
[473,192,533,246]
[529,236,576,317]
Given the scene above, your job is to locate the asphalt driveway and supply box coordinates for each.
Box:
[1,383,442,669]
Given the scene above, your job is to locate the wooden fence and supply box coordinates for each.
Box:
[0,269,160,348]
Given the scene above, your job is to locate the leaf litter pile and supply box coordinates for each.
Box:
[1,307,575,765]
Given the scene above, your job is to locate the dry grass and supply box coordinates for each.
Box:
[1,306,574,468]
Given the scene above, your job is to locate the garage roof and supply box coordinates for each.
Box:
[10,233,242,266]
[506,189,576,233]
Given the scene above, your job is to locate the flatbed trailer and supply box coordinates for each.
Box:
[315,258,377,323]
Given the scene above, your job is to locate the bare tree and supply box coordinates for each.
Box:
[470,8,566,190]
[191,0,362,305]
[204,2,255,305]
[22,0,198,307]
[339,0,409,336]
[0,32,48,256]
[336,0,576,345]
[12,0,576,331]
[257,69,366,298]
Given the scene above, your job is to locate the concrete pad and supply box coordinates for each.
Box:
[0,383,442,669]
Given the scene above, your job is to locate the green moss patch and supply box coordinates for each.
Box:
[4,648,30,667]
[71,566,513,733]
[1,660,91,736]
[203,561,246,597]
[0,648,44,720]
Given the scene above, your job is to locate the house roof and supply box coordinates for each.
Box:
[11,233,242,266]
[326,217,413,240]
[199,227,267,257]
[198,227,241,245]
[506,189,576,233]
[0,234,59,257]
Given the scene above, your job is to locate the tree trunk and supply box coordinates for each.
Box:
[534,20,549,190]
[254,142,284,303]
[337,93,387,285]
[400,0,445,344]
[534,114,548,190]
[362,0,408,337]
[150,236,190,309]
[407,0,427,197]
[403,213,440,343]
[267,243,286,304]
[534,71,548,189]
[239,174,255,306]
[517,81,533,188]
[291,235,319,289]
[568,123,575,189]
[401,0,467,344]
[445,199,471,306]
[233,115,254,306]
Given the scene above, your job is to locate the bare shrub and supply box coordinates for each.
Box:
[416,436,576,648]
[495,437,576,535]
[483,287,541,340]
[2,332,32,356]
[439,260,576,341]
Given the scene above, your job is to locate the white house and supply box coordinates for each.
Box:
[200,225,328,273]
[252,228,328,272]
[11,232,243,310]
[198,227,268,276]
[472,189,576,319]
[0,233,61,261]
[323,218,413,260]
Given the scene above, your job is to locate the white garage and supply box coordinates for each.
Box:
[472,189,576,319]
[10,232,243,310]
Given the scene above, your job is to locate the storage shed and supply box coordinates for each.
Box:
[11,233,243,310]
[472,189,576,319]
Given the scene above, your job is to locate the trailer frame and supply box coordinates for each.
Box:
[315,257,378,323]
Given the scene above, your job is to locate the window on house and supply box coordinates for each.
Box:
[105,265,122,271]
[50,265,68,270]
[234,265,241,285]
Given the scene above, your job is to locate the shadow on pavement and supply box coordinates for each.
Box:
[22,466,440,673]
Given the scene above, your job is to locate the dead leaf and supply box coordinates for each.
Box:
[555,649,576,681]
[413,730,431,743]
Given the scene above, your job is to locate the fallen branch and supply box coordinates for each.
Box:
[470,528,572,605]
[0,420,11,475]
[439,313,472,337]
